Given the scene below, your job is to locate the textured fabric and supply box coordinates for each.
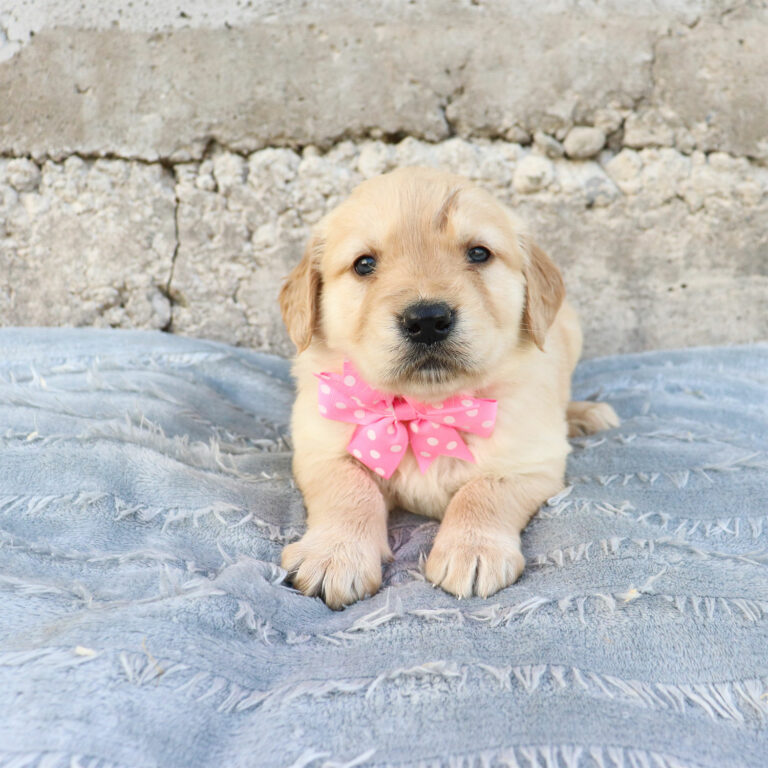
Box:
[317,360,497,477]
[0,328,767,768]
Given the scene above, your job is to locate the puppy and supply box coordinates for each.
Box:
[279,167,618,609]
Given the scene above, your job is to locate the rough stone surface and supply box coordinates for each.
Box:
[1,1,768,160]
[563,127,606,159]
[0,138,768,355]
[533,132,565,159]
[0,158,176,329]
[623,109,677,150]
[513,155,555,194]
[2,136,767,357]
[165,138,767,358]
[654,5,768,159]
[593,109,624,136]
[1,0,767,357]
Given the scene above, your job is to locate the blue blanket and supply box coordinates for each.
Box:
[1,328,766,768]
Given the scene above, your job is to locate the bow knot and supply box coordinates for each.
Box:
[316,362,497,478]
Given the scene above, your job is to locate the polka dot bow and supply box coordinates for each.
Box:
[316,361,497,478]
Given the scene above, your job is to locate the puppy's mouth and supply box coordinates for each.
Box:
[389,342,475,386]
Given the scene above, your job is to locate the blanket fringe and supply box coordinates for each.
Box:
[285,743,705,768]
[112,647,768,725]
[0,492,301,545]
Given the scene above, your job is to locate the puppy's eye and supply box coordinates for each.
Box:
[353,255,377,276]
[467,246,492,264]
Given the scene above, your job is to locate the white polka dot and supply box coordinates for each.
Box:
[353,449,362,459]
[431,402,443,409]
[443,416,455,424]
[461,399,473,407]
[387,425,396,435]
[427,437,439,446]
[482,420,493,429]
[351,396,362,405]
[320,384,331,395]
[370,449,381,459]
[367,429,376,440]
[446,441,457,450]
[344,375,356,387]
[375,467,386,476]
[420,451,431,458]
[430,422,439,429]
[319,405,328,414]
[354,409,365,419]
[335,402,346,409]
[466,409,478,417]
[410,422,419,433]
[390,444,403,453]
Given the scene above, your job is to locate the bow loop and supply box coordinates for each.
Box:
[315,361,393,425]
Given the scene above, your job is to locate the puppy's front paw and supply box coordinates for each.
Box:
[425,528,525,599]
[282,527,388,610]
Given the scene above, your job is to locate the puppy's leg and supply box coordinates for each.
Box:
[425,473,561,599]
[567,401,620,437]
[282,457,391,610]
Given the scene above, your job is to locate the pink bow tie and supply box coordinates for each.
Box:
[316,361,497,478]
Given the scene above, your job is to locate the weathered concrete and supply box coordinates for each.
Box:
[654,5,768,159]
[1,1,767,160]
[168,138,768,358]
[1,0,767,357]
[2,136,766,357]
[0,158,176,329]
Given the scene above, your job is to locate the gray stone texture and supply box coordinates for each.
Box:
[563,128,606,160]
[0,157,176,330]
[2,1,767,161]
[1,0,767,357]
[167,139,768,358]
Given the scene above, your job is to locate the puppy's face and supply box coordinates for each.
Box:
[280,167,564,400]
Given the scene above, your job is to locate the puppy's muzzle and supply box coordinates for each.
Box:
[400,301,456,345]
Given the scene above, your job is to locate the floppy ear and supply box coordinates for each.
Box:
[520,237,565,351]
[279,234,323,352]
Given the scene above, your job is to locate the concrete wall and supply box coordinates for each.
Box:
[1,1,767,357]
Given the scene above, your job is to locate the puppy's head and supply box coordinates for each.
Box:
[280,167,564,399]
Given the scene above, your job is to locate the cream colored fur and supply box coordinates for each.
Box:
[279,167,619,609]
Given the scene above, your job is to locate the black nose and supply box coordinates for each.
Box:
[400,301,455,345]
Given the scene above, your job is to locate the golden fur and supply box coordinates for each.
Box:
[279,167,619,609]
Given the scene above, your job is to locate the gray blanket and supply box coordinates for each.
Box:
[1,328,766,768]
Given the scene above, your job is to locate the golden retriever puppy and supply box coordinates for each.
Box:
[279,167,618,609]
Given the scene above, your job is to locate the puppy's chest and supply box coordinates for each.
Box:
[378,449,480,520]
[375,401,565,518]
